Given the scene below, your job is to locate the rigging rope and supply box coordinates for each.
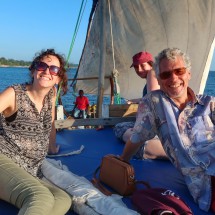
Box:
[107,0,121,104]
[56,0,87,106]
[69,0,99,92]
[65,0,88,68]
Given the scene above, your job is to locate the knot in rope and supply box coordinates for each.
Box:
[112,69,119,78]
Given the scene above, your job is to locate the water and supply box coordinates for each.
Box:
[0,67,214,112]
[0,67,110,112]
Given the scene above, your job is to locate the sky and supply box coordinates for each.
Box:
[0,0,215,70]
[0,0,92,64]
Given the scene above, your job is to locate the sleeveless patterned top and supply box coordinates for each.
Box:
[0,84,53,177]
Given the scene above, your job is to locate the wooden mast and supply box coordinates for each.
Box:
[96,0,106,118]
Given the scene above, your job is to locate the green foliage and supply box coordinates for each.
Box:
[0,57,31,67]
[0,57,78,68]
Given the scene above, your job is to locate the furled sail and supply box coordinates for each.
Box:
[75,0,215,100]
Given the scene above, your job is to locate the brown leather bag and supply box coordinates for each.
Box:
[92,154,150,196]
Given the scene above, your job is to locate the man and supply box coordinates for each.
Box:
[115,51,167,160]
[72,89,89,119]
[121,47,215,212]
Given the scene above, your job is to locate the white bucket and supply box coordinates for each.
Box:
[56,105,64,120]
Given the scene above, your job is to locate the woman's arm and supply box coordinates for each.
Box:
[0,87,16,116]
[146,69,160,92]
[48,89,60,154]
[48,121,60,154]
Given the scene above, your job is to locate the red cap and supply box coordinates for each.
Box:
[130,51,154,68]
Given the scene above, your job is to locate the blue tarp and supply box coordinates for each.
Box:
[0,128,213,214]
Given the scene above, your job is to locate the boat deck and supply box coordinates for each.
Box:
[0,127,213,214]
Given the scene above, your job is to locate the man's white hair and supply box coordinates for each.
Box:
[154,48,191,77]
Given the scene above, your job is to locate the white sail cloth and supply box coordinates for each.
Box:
[41,159,139,215]
[76,0,215,99]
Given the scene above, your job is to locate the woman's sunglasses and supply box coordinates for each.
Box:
[159,67,187,80]
[35,61,60,76]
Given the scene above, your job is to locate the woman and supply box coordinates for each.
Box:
[114,51,167,160]
[0,49,71,215]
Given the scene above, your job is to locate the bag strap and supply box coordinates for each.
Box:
[91,165,113,196]
[135,180,151,189]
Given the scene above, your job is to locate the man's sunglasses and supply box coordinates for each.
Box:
[35,61,60,76]
[159,67,187,80]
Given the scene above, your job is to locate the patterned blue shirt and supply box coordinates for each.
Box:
[131,88,215,211]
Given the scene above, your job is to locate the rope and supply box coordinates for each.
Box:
[107,0,121,104]
[70,0,99,91]
[47,145,85,157]
[56,83,62,106]
[66,0,88,67]
[55,0,87,106]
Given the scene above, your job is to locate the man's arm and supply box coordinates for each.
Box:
[120,139,143,162]
[85,97,90,114]
[121,96,159,161]
[86,97,90,109]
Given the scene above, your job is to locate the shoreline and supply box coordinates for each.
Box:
[0,65,29,68]
[0,65,78,69]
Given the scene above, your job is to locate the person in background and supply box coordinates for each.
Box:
[0,49,71,215]
[114,51,168,159]
[121,47,215,212]
[128,51,160,103]
[72,89,90,119]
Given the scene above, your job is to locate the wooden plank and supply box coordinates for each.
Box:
[55,117,136,129]
[109,104,138,117]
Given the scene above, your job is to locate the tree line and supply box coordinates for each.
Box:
[0,57,31,67]
[0,57,78,68]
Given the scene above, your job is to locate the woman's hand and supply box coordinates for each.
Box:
[48,144,60,155]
